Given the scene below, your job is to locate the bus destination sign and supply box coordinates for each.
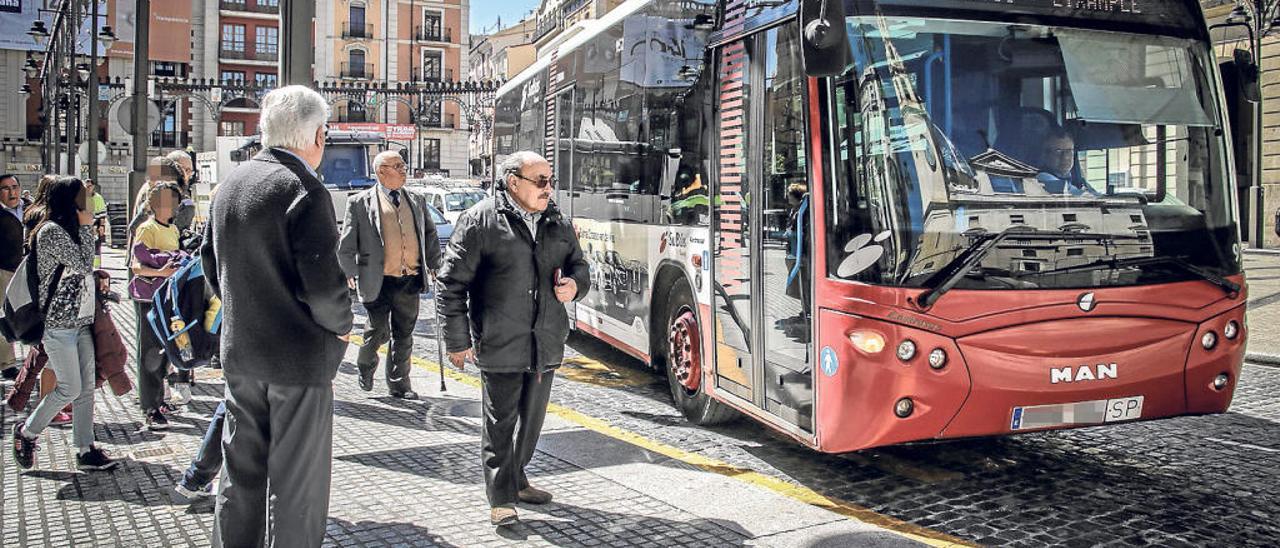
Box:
[860,0,1198,30]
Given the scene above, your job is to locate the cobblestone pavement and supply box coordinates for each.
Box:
[1,251,919,548]
[6,250,1280,547]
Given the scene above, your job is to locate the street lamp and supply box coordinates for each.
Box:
[77,63,91,82]
[98,25,117,51]
[27,20,50,46]
[23,57,39,79]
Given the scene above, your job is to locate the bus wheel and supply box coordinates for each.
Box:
[665,281,737,426]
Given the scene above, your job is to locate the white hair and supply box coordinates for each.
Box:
[372,150,402,172]
[166,149,191,167]
[259,85,330,150]
[499,151,548,180]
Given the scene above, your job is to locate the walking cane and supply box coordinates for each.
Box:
[429,271,447,393]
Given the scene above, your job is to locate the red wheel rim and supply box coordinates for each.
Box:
[668,307,702,392]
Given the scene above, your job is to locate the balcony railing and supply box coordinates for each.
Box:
[247,1,279,14]
[254,50,278,62]
[421,67,454,82]
[220,48,246,59]
[342,22,374,39]
[341,62,374,79]
[414,25,452,43]
[220,0,247,10]
[421,113,457,129]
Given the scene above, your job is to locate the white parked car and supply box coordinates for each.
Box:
[411,183,488,224]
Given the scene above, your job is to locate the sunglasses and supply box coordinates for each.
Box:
[512,173,556,189]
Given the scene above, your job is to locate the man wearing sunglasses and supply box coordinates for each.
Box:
[338,150,442,400]
[436,150,591,526]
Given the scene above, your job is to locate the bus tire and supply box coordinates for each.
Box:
[664,279,738,426]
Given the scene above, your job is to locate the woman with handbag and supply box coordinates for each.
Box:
[11,176,118,471]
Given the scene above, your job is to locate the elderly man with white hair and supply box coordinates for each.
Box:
[338,150,442,399]
[201,85,353,548]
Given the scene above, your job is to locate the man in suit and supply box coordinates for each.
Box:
[201,85,353,547]
[338,151,442,400]
[0,174,27,379]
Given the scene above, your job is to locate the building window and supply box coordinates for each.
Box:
[256,26,278,55]
[254,73,277,89]
[222,24,245,52]
[345,49,368,78]
[221,120,246,136]
[259,0,279,6]
[423,138,441,169]
[151,62,184,77]
[421,11,445,41]
[421,50,443,81]
[220,70,246,84]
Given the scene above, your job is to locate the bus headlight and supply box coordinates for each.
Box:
[1201,331,1218,350]
[1224,321,1239,340]
[928,348,947,370]
[894,398,914,418]
[1213,373,1230,390]
[896,340,917,362]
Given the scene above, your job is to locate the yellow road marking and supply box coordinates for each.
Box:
[350,335,972,547]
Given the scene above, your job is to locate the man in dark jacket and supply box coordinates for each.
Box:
[437,150,590,526]
[201,85,353,548]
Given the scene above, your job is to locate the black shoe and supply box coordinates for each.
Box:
[76,446,121,471]
[358,373,374,392]
[146,409,170,431]
[12,424,36,469]
[391,390,418,400]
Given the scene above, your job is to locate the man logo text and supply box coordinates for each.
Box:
[1051,364,1117,384]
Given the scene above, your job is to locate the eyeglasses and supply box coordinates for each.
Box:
[381,163,408,173]
[512,172,556,189]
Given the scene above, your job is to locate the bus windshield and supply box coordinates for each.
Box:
[318,145,376,191]
[826,17,1241,291]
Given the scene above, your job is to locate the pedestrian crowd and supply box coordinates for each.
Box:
[2,85,591,546]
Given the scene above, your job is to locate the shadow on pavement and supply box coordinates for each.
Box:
[326,517,462,548]
[499,501,747,547]
[45,458,183,507]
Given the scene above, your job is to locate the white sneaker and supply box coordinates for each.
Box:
[174,483,212,500]
[170,383,193,406]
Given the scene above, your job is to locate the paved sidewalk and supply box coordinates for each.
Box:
[1244,252,1280,360]
[1,250,927,548]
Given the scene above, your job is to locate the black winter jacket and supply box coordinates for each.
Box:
[436,192,590,373]
[201,148,353,385]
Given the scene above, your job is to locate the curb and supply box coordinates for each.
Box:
[1246,352,1280,367]
[1244,248,1280,256]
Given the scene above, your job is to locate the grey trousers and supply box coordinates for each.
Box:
[356,275,419,393]
[480,370,555,507]
[213,376,333,548]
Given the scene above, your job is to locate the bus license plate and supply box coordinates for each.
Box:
[1011,396,1144,431]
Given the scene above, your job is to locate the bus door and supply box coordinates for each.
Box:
[552,86,579,323]
[712,25,815,432]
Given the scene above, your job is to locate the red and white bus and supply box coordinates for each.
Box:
[493,0,1248,452]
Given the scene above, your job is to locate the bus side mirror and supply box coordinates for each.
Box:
[1233,49,1261,104]
[800,0,850,77]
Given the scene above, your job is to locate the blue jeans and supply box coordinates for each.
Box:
[24,326,96,449]
[181,400,227,490]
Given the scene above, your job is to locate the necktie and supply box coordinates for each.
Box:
[389,189,400,207]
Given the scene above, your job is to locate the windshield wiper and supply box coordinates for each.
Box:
[1012,255,1240,296]
[915,228,1141,309]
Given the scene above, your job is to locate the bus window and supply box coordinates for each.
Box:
[318,145,375,190]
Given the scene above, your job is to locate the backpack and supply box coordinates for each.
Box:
[0,242,64,345]
[145,255,221,370]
